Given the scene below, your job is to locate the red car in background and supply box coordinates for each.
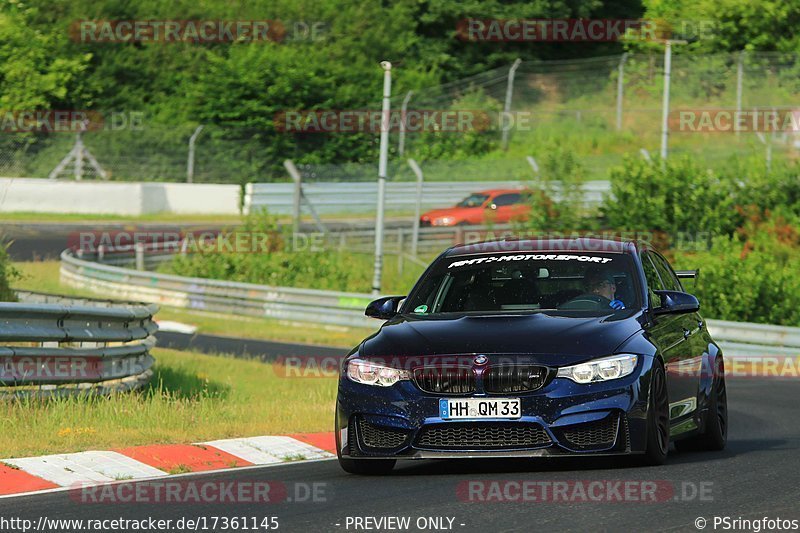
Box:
[419,189,531,226]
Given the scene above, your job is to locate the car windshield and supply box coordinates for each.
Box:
[403,251,640,317]
[456,194,489,208]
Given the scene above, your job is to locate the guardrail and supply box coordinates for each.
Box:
[1,290,158,398]
[61,249,376,328]
[60,246,800,359]
[707,320,800,357]
[243,180,610,215]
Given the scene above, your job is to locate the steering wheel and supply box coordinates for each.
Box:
[559,294,610,311]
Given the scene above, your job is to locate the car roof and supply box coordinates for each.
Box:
[472,188,526,195]
[446,237,642,257]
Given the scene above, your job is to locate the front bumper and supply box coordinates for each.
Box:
[336,356,655,459]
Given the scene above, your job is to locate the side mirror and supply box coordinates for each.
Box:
[487,203,497,210]
[365,296,406,320]
[653,290,700,315]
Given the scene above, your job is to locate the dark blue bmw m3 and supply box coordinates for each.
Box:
[335,238,728,474]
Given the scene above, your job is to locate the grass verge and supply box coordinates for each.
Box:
[12,261,372,347]
[0,348,337,458]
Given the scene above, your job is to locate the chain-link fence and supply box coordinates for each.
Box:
[1,51,798,183]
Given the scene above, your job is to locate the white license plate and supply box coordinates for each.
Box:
[439,398,521,419]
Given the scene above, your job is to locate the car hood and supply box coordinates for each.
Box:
[360,312,645,366]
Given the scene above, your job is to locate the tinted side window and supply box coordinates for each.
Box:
[650,252,683,292]
[493,193,521,206]
[640,252,663,307]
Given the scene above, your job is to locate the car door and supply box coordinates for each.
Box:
[640,251,698,431]
[486,193,521,223]
[650,251,706,429]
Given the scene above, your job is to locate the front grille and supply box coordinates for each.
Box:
[413,366,475,394]
[415,422,551,450]
[484,365,549,393]
[560,414,620,451]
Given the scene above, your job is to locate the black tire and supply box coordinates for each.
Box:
[639,359,670,466]
[338,457,396,475]
[675,358,727,452]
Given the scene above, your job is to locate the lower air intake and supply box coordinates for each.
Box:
[414,422,551,450]
[559,414,621,451]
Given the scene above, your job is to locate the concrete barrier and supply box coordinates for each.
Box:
[0,178,240,215]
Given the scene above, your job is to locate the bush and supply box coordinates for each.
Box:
[0,242,19,302]
[163,211,424,293]
[673,211,800,326]
[603,156,744,236]
[520,142,595,232]
[603,155,800,238]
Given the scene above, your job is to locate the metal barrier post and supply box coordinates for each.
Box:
[616,53,628,131]
[407,158,424,257]
[135,242,145,271]
[501,58,522,151]
[285,159,303,236]
[397,227,405,276]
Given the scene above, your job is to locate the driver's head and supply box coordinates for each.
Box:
[585,270,616,300]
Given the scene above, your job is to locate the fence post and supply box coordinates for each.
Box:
[284,159,303,237]
[501,58,522,151]
[526,156,540,178]
[735,51,745,138]
[397,227,405,276]
[398,90,413,157]
[97,244,105,263]
[187,125,204,183]
[616,53,628,131]
[135,242,145,271]
[74,131,84,181]
[407,158,424,257]
[372,61,393,296]
[454,225,465,245]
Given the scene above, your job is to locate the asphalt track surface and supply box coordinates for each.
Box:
[155,330,345,360]
[1,223,225,261]
[1,220,412,261]
[3,377,798,532]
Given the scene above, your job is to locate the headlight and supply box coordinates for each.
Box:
[557,354,638,384]
[432,216,455,226]
[346,359,410,387]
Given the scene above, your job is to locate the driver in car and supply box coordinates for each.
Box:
[568,270,626,310]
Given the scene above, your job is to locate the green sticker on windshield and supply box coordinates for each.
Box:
[414,305,428,314]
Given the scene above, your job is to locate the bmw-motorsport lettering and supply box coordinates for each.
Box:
[335,238,727,474]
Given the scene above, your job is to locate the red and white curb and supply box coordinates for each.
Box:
[0,432,335,498]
